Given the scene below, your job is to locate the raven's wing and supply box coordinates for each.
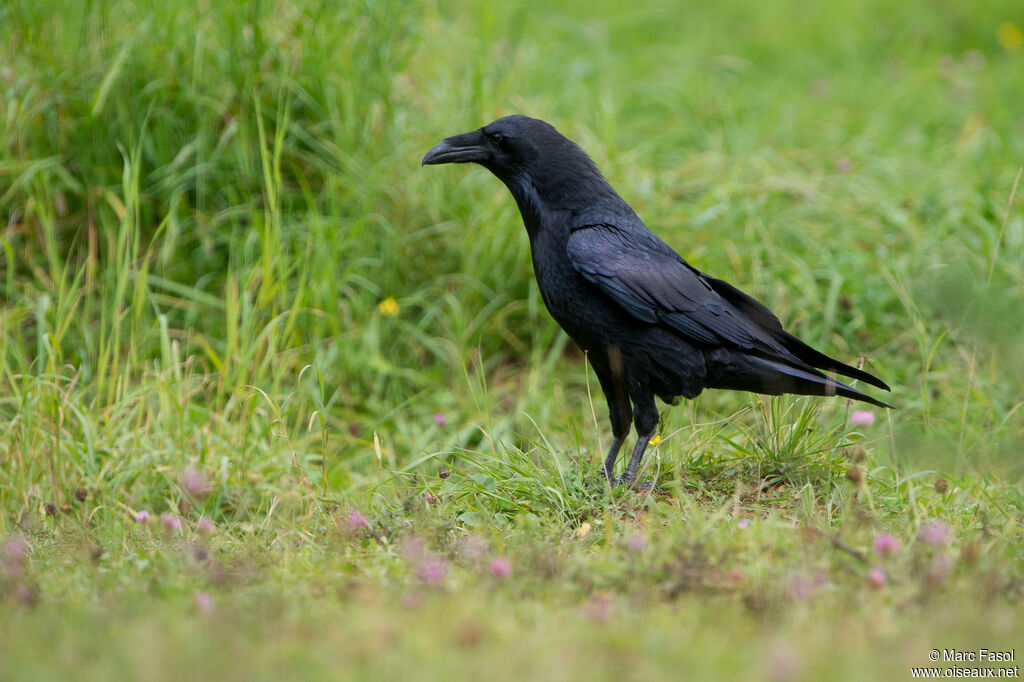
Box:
[566,224,788,355]
[566,223,890,391]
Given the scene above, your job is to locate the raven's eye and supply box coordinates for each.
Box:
[486,131,506,147]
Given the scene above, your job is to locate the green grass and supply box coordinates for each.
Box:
[2,0,1023,679]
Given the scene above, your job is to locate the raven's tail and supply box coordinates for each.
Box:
[706,353,894,409]
[780,332,890,392]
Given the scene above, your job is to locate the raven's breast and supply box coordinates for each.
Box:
[530,240,618,350]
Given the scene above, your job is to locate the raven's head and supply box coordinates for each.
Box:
[422,115,568,181]
[423,115,617,219]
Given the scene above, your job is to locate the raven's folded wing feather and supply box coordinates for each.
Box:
[567,224,788,355]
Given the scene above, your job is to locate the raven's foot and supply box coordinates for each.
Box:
[604,475,658,491]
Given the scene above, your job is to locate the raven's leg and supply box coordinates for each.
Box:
[603,436,626,483]
[592,348,631,482]
[620,392,659,486]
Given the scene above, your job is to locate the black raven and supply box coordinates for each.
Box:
[423,115,891,486]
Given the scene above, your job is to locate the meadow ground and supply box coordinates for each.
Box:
[1,1,1023,679]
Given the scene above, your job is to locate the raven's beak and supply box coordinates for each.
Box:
[421,130,490,166]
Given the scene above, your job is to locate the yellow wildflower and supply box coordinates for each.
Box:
[378,297,399,317]
[650,434,662,446]
[998,22,1023,50]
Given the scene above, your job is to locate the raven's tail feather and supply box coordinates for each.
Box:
[780,332,891,392]
[706,353,894,409]
[764,357,894,408]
